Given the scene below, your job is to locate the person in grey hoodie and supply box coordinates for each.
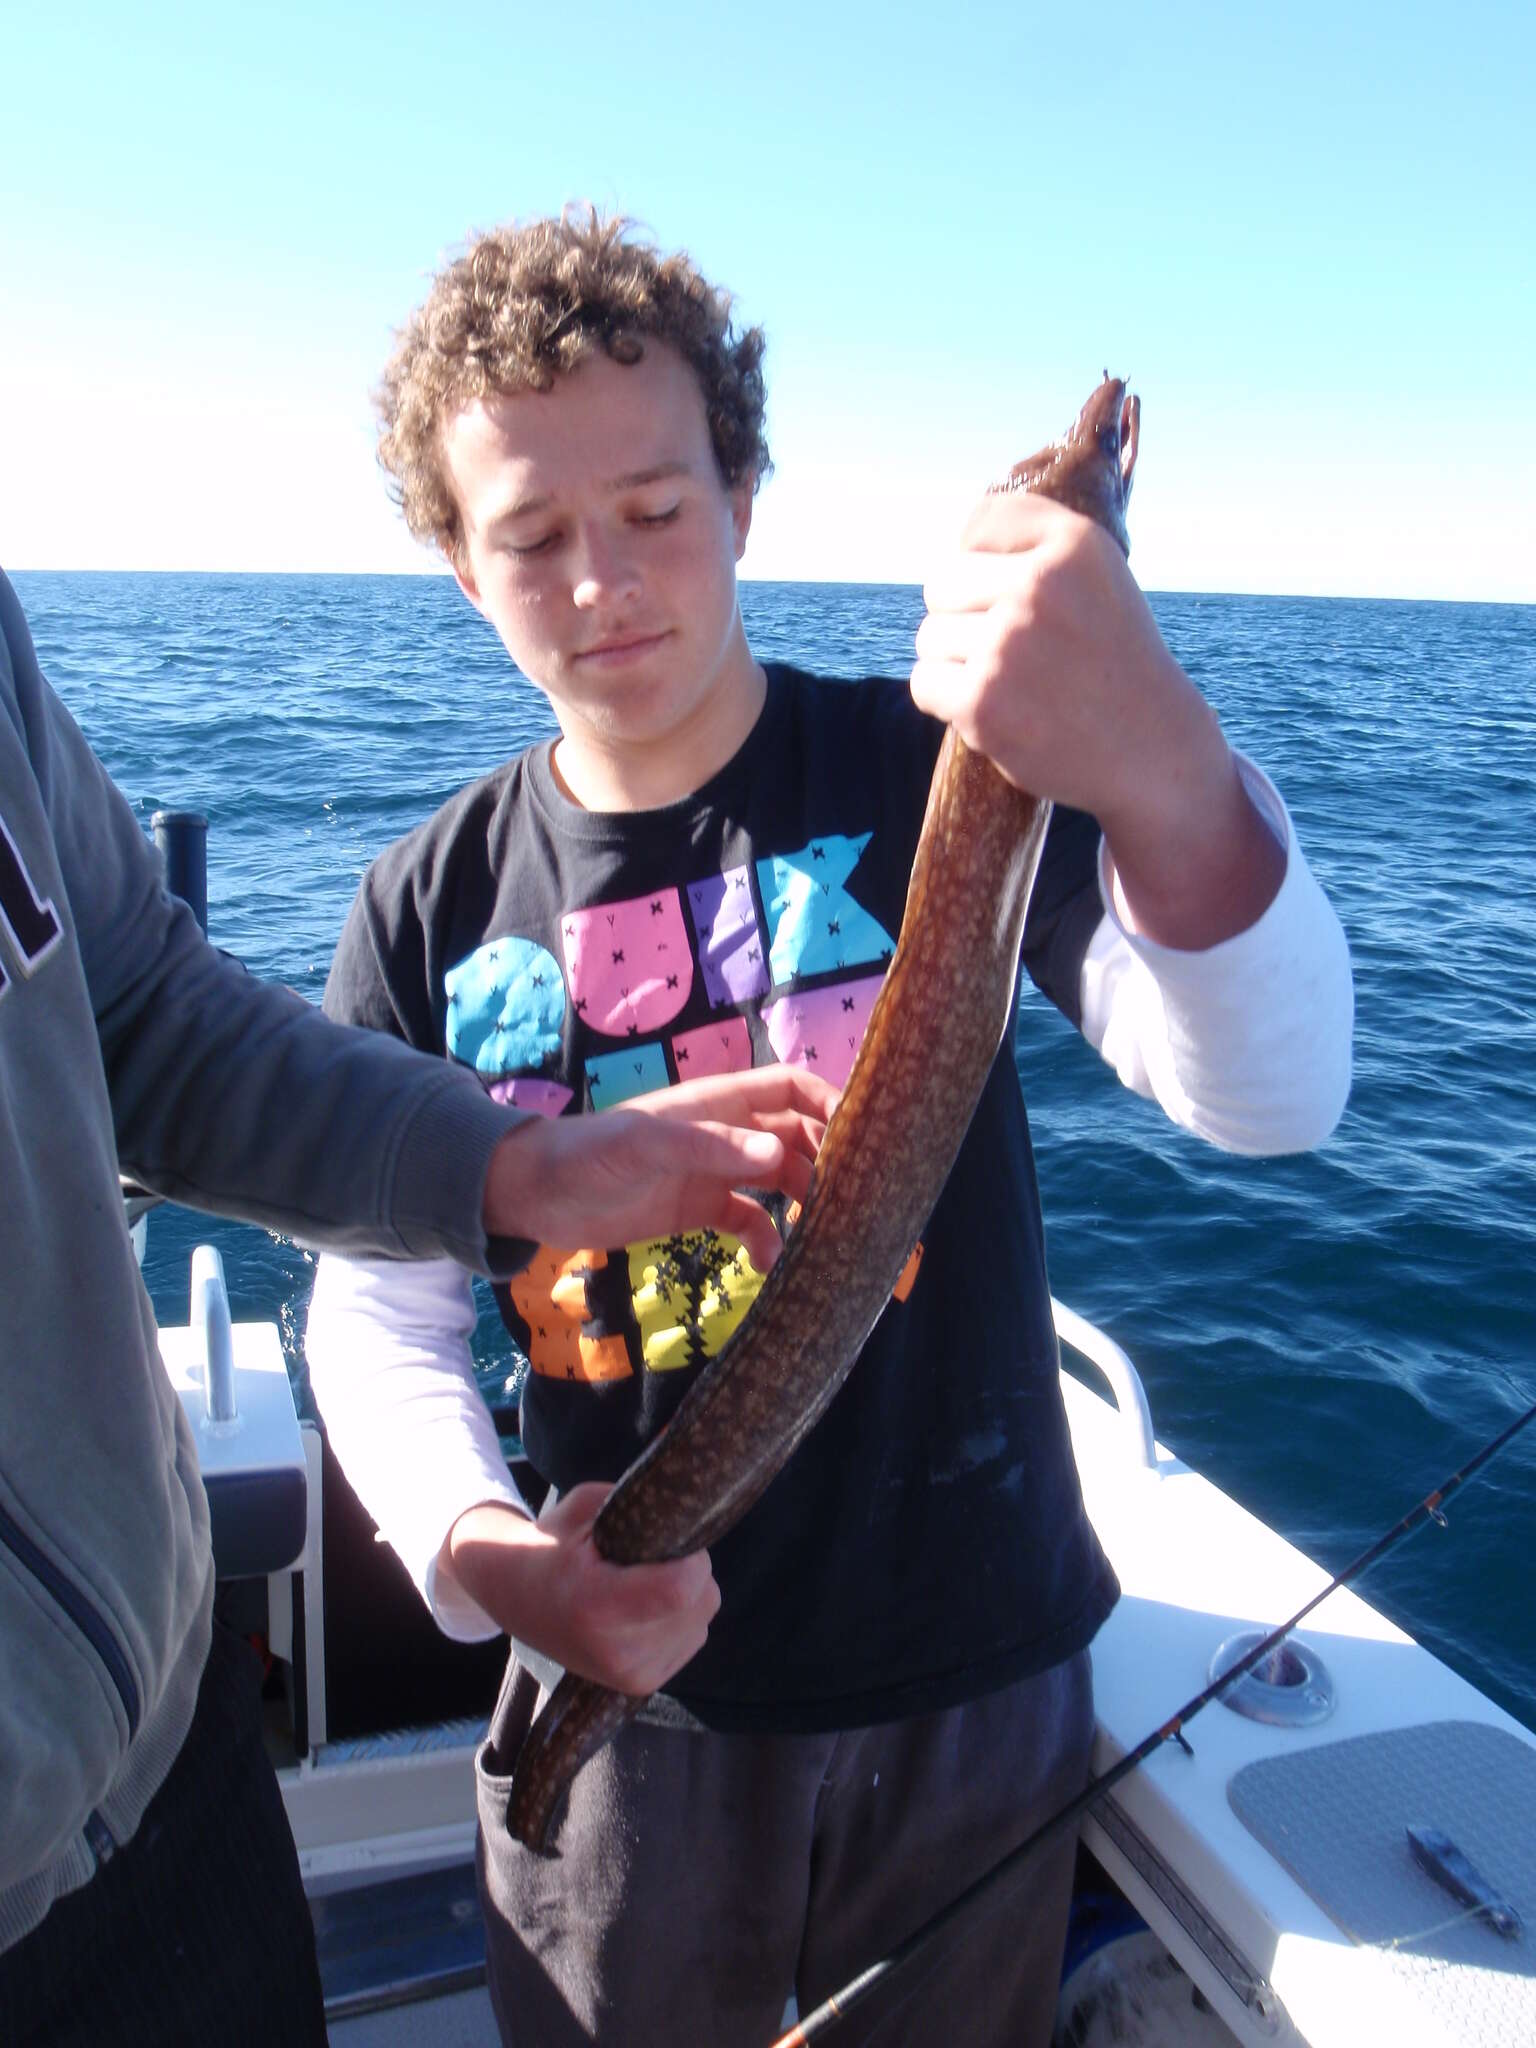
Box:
[0,568,833,2047]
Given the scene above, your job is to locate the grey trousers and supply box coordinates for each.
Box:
[476,1649,1094,2048]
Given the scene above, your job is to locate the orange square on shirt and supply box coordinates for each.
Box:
[512,1246,633,1381]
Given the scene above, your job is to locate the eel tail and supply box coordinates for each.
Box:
[506,1672,642,1852]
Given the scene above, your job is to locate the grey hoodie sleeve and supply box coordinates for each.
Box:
[2,572,524,1273]
[0,571,541,1945]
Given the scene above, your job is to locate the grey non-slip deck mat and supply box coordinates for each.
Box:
[1229,1720,1536,2043]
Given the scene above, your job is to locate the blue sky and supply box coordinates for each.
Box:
[2,1,1531,597]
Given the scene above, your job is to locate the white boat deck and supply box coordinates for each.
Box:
[1061,1337,1536,2048]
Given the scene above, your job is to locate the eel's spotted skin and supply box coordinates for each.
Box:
[507,376,1141,1851]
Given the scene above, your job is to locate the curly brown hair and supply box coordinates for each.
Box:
[377,208,771,565]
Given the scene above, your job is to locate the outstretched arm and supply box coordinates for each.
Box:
[911,491,1287,949]
[481,1064,836,1275]
[912,490,1352,1153]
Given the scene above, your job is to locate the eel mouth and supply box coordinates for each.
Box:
[1120,391,1141,497]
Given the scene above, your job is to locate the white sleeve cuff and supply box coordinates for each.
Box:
[1079,757,1353,1155]
[304,1251,533,1641]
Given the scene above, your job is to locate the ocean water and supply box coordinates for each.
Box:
[14,569,1536,1729]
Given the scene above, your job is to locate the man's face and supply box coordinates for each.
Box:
[444,343,757,801]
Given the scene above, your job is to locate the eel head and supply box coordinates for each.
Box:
[989,373,1140,558]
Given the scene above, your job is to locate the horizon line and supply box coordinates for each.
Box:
[5,566,1532,610]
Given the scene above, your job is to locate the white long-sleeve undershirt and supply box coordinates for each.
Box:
[1081,758,1353,1154]
[305,1250,523,1637]
[304,756,1353,1640]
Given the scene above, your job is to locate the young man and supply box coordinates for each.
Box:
[305,210,1353,2046]
[0,567,832,2048]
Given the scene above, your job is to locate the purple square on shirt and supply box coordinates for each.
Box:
[688,867,769,1008]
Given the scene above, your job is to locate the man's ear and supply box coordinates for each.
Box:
[451,550,483,610]
[731,480,755,562]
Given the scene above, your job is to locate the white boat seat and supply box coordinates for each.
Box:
[158,1246,306,1578]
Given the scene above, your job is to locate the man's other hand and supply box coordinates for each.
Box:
[443,1486,720,1696]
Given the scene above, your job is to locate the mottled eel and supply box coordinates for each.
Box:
[506,374,1142,1851]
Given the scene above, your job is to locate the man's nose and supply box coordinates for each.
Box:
[571,525,641,609]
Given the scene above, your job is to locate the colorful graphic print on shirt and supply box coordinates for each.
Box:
[444,833,922,1381]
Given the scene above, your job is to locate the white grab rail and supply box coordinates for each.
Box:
[190,1244,238,1426]
[1051,1297,1158,1473]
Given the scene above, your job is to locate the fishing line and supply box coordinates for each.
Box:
[1383,1902,1489,1952]
[768,1390,1536,2048]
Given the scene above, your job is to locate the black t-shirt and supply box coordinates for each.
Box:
[325,664,1118,1729]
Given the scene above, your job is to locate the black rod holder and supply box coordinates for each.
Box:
[151,810,209,937]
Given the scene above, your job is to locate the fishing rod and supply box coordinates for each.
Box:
[769,1389,1536,2048]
